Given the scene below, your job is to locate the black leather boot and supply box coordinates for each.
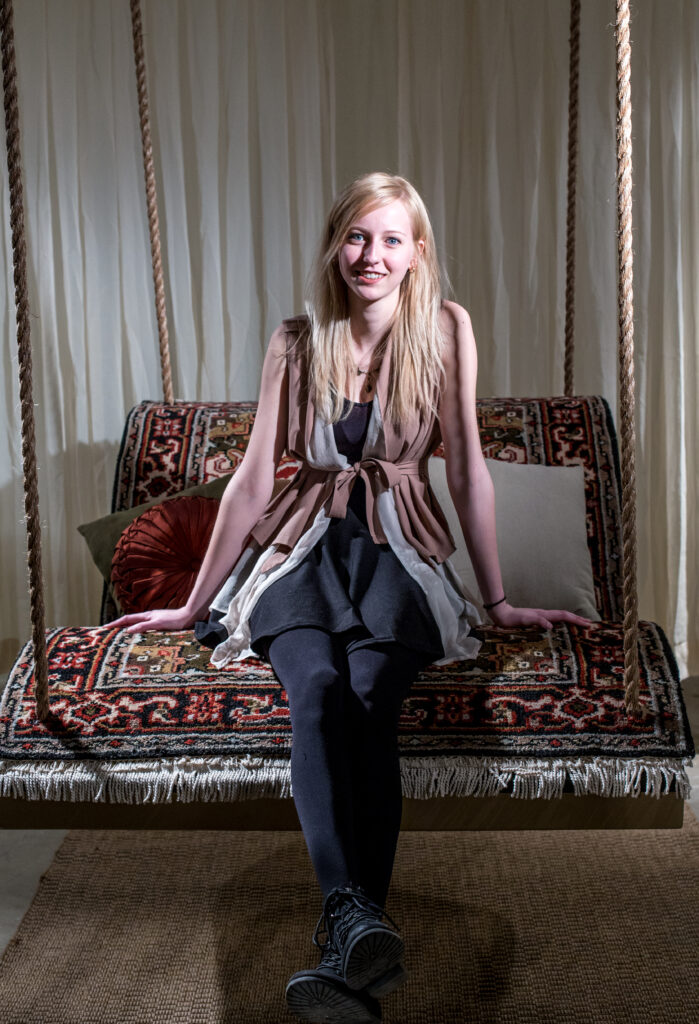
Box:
[285,932,382,1023]
[315,884,408,997]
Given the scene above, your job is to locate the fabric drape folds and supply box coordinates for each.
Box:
[0,0,696,676]
[248,318,456,568]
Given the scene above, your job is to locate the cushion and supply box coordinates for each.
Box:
[110,496,220,613]
[78,476,232,586]
[428,456,600,620]
[79,474,290,587]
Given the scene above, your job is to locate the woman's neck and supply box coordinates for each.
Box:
[348,298,398,359]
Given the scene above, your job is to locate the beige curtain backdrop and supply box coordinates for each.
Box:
[1,0,696,677]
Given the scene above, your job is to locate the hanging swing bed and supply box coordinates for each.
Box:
[0,0,694,830]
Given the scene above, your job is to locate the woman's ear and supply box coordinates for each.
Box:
[409,239,425,272]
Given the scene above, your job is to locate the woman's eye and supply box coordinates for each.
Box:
[386,237,401,246]
[348,232,364,242]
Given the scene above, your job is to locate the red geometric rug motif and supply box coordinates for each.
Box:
[0,621,693,764]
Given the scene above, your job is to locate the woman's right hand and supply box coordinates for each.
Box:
[108,606,200,634]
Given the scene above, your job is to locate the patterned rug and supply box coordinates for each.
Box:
[0,621,694,804]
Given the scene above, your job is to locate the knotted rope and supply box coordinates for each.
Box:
[130,0,174,403]
[615,0,643,717]
[564,0,580,396]
[1,0,50,720]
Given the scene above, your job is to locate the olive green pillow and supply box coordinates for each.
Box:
[78,475,232,584]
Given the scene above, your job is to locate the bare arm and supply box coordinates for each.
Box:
[437,301,591,630]
[111,323,289,632]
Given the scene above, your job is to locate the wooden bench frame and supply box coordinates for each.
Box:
[0,792,685,831]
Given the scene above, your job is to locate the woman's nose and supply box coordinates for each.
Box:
[362,239,379,263]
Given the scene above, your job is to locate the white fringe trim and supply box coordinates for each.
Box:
[0,754,692,803]
[399,755,693,800]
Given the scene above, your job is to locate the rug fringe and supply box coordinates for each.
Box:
[0,754,692,803]
[399,756,693,800]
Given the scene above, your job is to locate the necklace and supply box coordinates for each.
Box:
[350,336,388,396]
[354,362,377,394]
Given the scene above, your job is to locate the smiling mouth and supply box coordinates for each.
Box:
[353,271,385,280]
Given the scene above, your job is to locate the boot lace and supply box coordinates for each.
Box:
[317,937,343,971]
[312,885,400,951]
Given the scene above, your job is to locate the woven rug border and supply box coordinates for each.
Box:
[0,753,692,803]
[2,620,694,762]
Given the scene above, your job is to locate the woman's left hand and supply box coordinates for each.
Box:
[487,601,592,630]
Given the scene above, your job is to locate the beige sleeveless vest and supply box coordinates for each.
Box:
[249,315,457,569]
[209,315,482,668]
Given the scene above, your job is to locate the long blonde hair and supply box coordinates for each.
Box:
[301,172,446,429]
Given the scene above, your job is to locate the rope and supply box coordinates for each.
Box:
[564,0,580,396]
[615,0,645,719]
[1,0,50,721]
[130,0,174,403]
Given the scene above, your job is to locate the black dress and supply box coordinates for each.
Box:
[194,398,445,663]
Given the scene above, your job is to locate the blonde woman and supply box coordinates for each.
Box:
[113,172,589,1023]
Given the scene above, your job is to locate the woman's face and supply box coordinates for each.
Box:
[336,198,424,311]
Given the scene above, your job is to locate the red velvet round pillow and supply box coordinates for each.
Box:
[111,496,219,613]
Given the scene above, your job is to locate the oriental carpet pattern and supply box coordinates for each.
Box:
[0,622,692,765]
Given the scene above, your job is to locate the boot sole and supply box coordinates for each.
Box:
[285,973,381,1023]
[364,960,409,998]
[342,927,406,993]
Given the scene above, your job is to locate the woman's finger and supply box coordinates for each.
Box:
[550,609,593,626]
[112,613,149,626]
[527,611,553,628]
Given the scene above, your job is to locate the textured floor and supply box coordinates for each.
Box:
[1,673,697,958]
[1,807,697,1023]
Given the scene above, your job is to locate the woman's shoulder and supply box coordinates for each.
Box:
[269,315,310,368]
[438,299,472,338]
[436,302,478,387]
[280,313,311,334]
[276,314,311,356]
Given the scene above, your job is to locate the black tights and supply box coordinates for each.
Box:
[266,626,433,909]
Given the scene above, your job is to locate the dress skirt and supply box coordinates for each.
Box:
[194,398,446,664]
[194,477,445,663]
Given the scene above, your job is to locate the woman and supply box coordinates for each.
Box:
[112,172,590,1023]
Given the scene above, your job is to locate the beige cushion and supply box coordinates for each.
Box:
[428,457,600,620]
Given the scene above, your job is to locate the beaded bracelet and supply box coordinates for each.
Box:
[483,595,507,610]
